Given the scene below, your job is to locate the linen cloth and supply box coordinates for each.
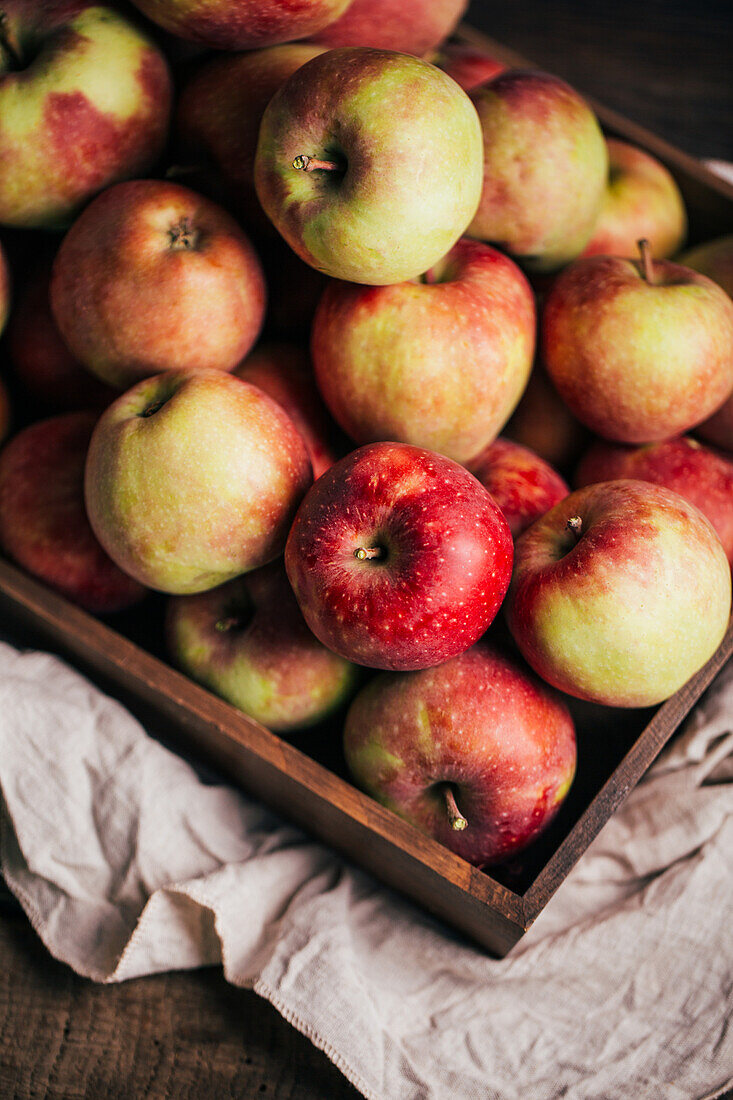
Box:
[0,636,732,1100]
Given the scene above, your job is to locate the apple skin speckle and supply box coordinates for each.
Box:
[285,441,513,670]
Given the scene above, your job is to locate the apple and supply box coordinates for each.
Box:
[542,242,733,443]
[175,43,325,229]
[0,1,171,230]
[432,42,507,92]
[85,368,312,594]
[0,412,145,612]
[581,139,687,260]
[167,562,360,733]
[51,180,267,390]
[343,641,577,866]
[679,235,733,450]
[310,0,467,56]
[284,441,513,671]
[127,0,350,49]
[0,236,9,336]
[8,257,114,411]
[234,343,339,479]
[574,435,733,566]
[468,437,569,538]
[468,70,608,272]
[503,361,589,473]
[505,479,731,708]
[254,47,484,285]
[310,239,535,464]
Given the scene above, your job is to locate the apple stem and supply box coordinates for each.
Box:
[637,238,655,285]
[354,546,384,561]
[444,787,468,832]
[566,515,583,540]
[0,11,22,70]
[292,155,341,173]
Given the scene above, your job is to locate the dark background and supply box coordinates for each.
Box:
[1,3,731,1099]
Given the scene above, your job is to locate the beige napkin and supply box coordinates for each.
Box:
[0,637,731,1100]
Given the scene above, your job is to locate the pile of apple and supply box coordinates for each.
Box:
[0,0,732,870]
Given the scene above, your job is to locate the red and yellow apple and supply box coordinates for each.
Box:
[505,479,731,707]
[344,642,577,866]
[285,441,513,671]
[254,48,484,285]
[542,245,733,443]
[468,70,608,272]
[0,1,172,229]
[85,369,312,594]
[0,412,145,612]
[311,239,535,463]
[167,562,359,733]
[51,180,267,389]
[311,0,467,56]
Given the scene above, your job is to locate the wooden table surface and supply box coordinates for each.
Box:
[2,3,731,1098]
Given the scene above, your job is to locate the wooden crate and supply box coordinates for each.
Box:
[0,26,731,957]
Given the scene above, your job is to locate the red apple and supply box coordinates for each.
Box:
[343,641,577,866]
[581,139,687,260]
[505,479,731,707]
[468,437,569,538]
[175,43,325,229]
[575,435,733,566]
[0,1,172,230]
[284,441,514,671]
[0,412,145,612]
[254,48,484,285]
[85,369,312,594]
[310,0,467,55]
[468,71,608,272]
[542,243,733,443]
[432,42,507,92]
[167,562,360,733]
[234,343,339,479]
[8,257,114,411]
[311,239,536,464]
[51,180,267,390]
[128,0,350,49]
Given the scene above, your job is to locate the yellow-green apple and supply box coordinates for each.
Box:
[310,239,535,463]
[0,412,145,612]
[254,48,484,285]
[503,362,588,473]
[234,343,339,479]
[175,43,325,228]
[505,479,732,707]
[0,1,171,230]
[468,437,569,538]
[85,368,312,594]
[51,180,267,390]
[468,70,607,272]
[8,257,114,411]
[343,642,576,866]
[127,0,350,49]
[0,237,9,335]
[575,435,733,566]
[679,235,733,450]
[432,42,507,92]
[581,139,686,259]
[284,441,513,671]
[310,0,467,55]
[167,562,359,733]
[542,242,733,443]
